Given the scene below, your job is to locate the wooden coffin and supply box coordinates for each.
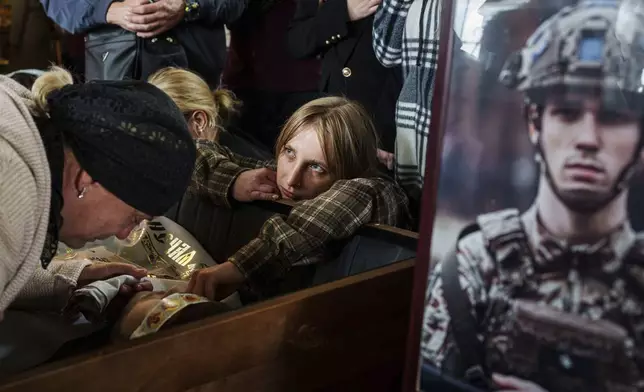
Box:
[0,260,415,392]
[0,197,418,391]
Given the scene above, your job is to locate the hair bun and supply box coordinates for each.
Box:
[31,66,74,113]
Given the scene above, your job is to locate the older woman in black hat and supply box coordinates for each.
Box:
[0,67,196,319]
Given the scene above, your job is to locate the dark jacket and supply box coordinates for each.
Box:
[223,0,320,93]
[287,0,402,151]
[40,0,247,87]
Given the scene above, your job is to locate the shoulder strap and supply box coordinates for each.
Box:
[441,240,490,390]
[621,234,644,300]
[477,209,533,288]
[439,209,531,390]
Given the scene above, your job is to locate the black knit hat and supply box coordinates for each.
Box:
[47,80,196,216]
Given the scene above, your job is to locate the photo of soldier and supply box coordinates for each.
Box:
[419,0,644,391]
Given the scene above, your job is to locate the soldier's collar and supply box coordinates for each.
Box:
[524,205,635,261]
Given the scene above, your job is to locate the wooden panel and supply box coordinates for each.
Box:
[0,260,415,392]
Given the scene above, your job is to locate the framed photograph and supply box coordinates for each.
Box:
[405,0,644,391]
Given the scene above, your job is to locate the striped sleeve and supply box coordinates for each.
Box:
[372,0,412,67]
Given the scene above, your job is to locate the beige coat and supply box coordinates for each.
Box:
[0,75,90,316]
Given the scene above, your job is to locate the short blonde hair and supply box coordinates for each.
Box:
[275,96,380,180]
[148,67,240,141]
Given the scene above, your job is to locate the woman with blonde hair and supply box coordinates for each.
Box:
[185,96,411,301]
[147,67,272,160]
[147,67,239,142]
[0,65,196,320]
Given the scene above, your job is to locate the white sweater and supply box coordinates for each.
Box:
[0,76,90,315]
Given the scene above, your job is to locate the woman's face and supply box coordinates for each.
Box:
[59,155,150,249]
[276,127,334,201]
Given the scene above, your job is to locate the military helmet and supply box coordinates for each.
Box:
[499,0,644,106]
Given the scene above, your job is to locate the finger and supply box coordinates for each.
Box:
[257,184,278,194]
[136,281,154,291]
[128,21,164,33]
[129,3,162,15]
[263,170,277,183]
[204,278,216,301]
[492,374,531,390]
[187,271,199,293]
[250,191,280,201]
[126,12,163,25]
[137,24,171,38]
[108,263,148,279]
[165,285,183,295]
[119,285,132,295]
[367,4,379,15]
[194,275,208,298]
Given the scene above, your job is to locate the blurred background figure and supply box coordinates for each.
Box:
[223,0,321,151]
[7,0,56,72]
[287,0,402,155]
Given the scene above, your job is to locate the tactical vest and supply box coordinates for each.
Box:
[445,208,644,392]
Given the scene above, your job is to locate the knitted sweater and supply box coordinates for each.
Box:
[0,75,90,315]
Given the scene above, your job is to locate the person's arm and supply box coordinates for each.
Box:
[39,0,115,34]
[229,178,389,294]
[12,261,151,313]
[189,141,271,207]
[286,0,351,59]
[372,0,415,67]
[10,260,93,312]
[420,232,488,374]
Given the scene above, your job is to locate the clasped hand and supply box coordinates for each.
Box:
[107,0,185,38]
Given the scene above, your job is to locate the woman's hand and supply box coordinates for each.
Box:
[78,262,153,294]
[232,168,280,202]
[493,374,548,392]
[347,0,381,21]
[377,148,395,170]
[187,262,245,301]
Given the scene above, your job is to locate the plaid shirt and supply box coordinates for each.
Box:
[373,0,441,196]
[190,140,411,295]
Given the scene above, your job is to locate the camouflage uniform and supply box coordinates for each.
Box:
[421,206,644,391]
[421,1,644,391]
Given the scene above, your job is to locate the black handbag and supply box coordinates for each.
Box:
[84,25,189,82]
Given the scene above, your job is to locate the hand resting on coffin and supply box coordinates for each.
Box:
[67,275,233,340]
[77,262,153,294]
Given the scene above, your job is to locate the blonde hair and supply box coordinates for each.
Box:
[275,96,380,180]
[31,65,74,114]
[148,67,240,142]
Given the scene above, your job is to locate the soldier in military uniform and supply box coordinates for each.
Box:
[421,1,644,391]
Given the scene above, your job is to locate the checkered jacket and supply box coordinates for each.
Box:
[190,140,411,295]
